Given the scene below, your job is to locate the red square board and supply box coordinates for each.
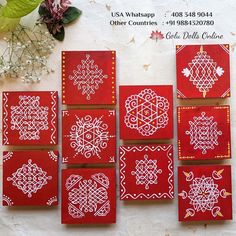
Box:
[62,51,116,105]
[119,85,173,140]
[119,145,174,200]
[178,165,232,221]
[61,168,116,224]
[176,44,230,99]
[177,106,231,160]
[62,109,116,164]
[3,151,58,206]
[2,91,58,145]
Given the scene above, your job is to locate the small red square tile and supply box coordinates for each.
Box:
[176,44,230,99]
[2,91,58,145]
[178,165,232,221]
[119,85,173,140]
[62,109,116,164]
[62,51,116,105]
[3,151,58,206]
[177,106,231,160]
[119,145,174,200]
[61,168,116,224]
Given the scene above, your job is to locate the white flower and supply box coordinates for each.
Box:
[216,66,224,76]
[182,68,190,77]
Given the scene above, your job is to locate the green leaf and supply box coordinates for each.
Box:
[52,26,65,41]
[1,0,43,18]
[0,9,20,32]
[62,7,82,24]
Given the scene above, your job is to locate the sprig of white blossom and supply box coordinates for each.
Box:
[0,22,55,83]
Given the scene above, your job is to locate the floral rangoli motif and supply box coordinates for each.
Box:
[186,112,222,154]
[182,45,224,97]
[10,95,49,140]
[131,154,162,189]
[66,173,110,218]
[69,54,108,100]
[124,89,169,136]
[179,169,231,219]
[66,115,113,159]
[7,159,52,198]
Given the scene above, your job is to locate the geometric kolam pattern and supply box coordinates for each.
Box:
[120,145,174,200]
[186,112,222,154]
[7,159,52,198]
[68,54,108,100]
[68,115,113,159]
[11,96,49,140]
[66,173,110,219]
[62,51,116,105]
[3,151,58,206]
[62,110,116,164]
[125,89,169,136]
[119,85,173,140]
[176,44,230,99]
[178,165,232,221]
[2,91,58,145]
[177,106,231,160]
[182,46,224,98]
[61,168,116,224]
[131,154,162,190]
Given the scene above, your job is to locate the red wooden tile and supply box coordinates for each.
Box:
[62,109,116,164]
[119,85,173,140]
[2,91,58,145]
[177,106,231,161]
[3,151,58,206]
[62,51,116,105]
[61,168,116,224]
[176,44,230,99]
[119,145,174,200]
[178,165,232,221]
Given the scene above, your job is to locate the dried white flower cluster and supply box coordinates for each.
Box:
[0,23,55,83]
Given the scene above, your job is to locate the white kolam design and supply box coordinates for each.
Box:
[66,173,110,218]
[7,159,52,198]
[131,154,162,189]
[186,112,222,154]
[69,54,108,100]
[10,95,49,140]
[66,115,114,159]
[179,169,231,219]
[124,89,169,136]
[120,145,174,200]
[182,45,224,97]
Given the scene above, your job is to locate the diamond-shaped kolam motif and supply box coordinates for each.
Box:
[177,106,231,160]
[3,151,58,206]
[176,44,230,99]
[62,51,116,105]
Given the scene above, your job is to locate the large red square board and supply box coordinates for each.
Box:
[119,145,174,200]
[178,165,232,222]
[3,151,58,206]
[177,106,231,160]
[119,85,173,140]
[62,109,116,164]
[61,168,116,224]
[176,44,230,99]
[62,51,116,105]
[2,91,58,145]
